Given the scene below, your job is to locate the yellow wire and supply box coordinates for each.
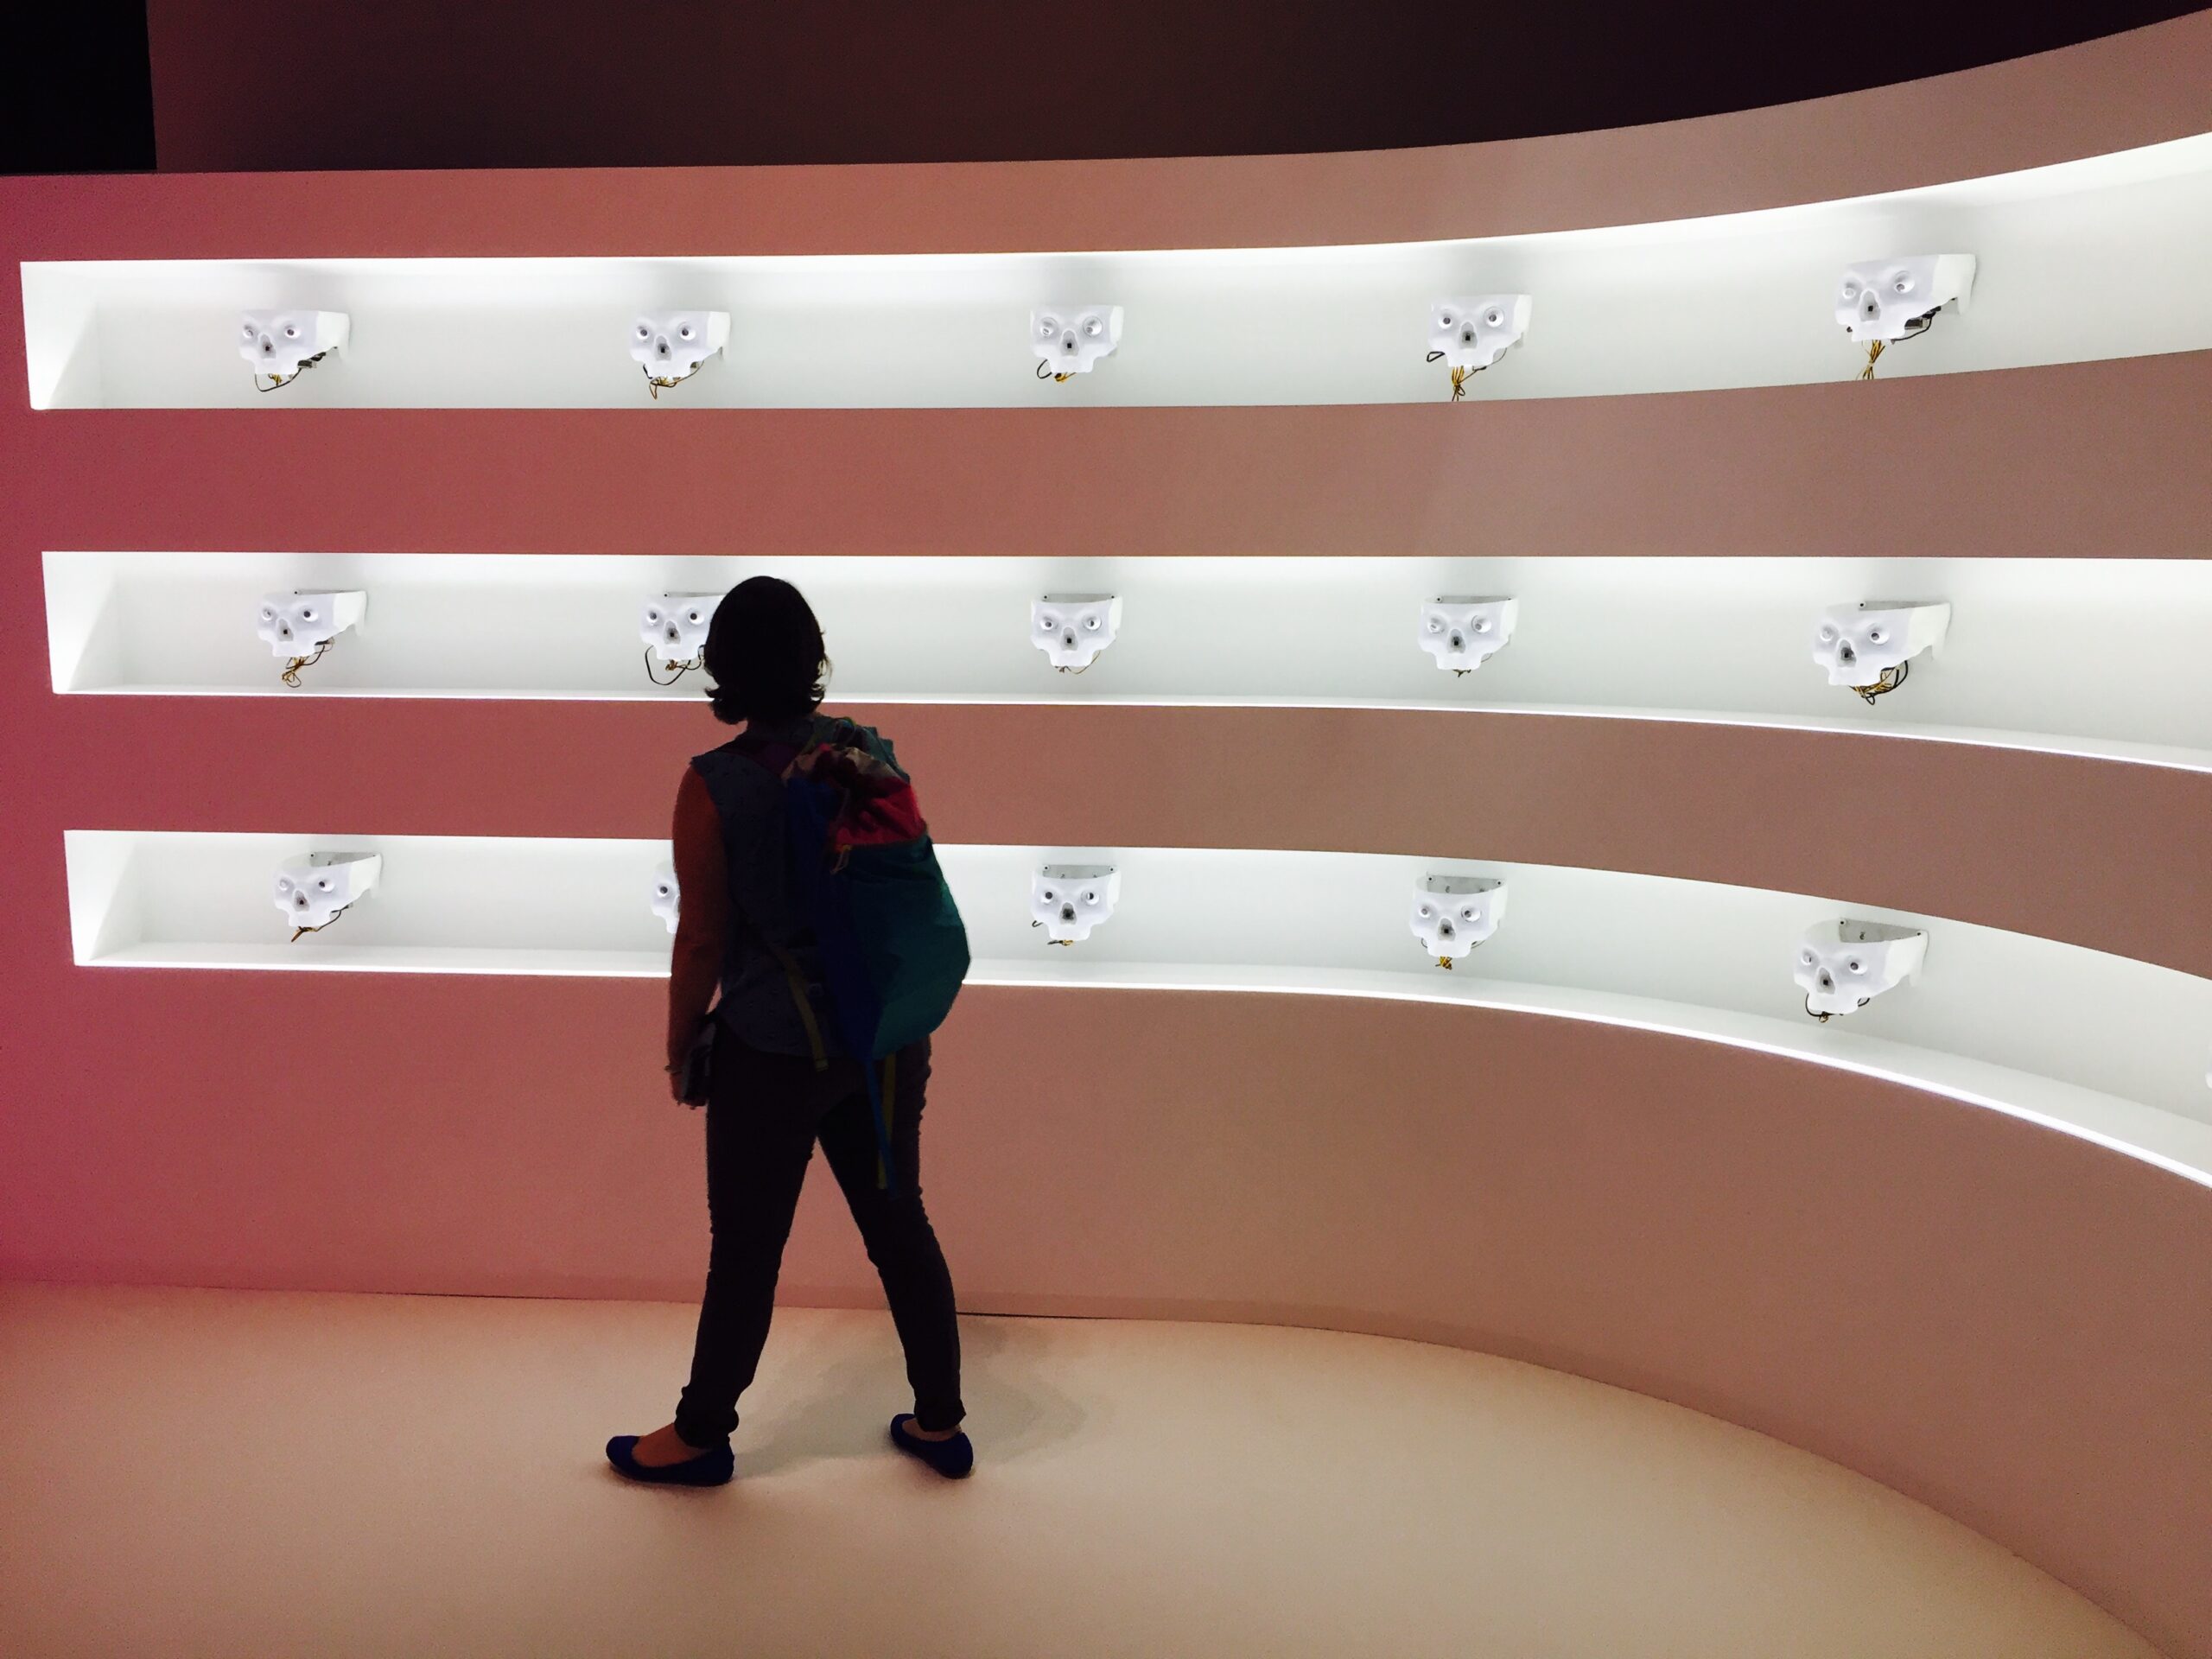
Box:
[1859,340,1885,381]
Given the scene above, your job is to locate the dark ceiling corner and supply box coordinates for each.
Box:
[0,2,155,175]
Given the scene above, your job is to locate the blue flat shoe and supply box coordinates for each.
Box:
[890,1414,974,1478]
[605,1433,734,1487]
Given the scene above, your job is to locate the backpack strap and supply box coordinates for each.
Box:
[762,938,830,1073]
[724,734,830,1071]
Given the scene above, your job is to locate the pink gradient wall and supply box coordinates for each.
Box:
[4,34,2211,1656]
[46,9,2212,255]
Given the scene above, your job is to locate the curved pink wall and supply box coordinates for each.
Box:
[6,27,2209,1655]
[3,979,2206,1653]
[10,357,2207,560]
[15,11,2212,257]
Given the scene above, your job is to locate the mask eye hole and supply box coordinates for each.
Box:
[1037,613,1058,632]
[1483,308,1503,327]
[1084,613,1102,631]
[1799,949,1817,967]
[1436,310,1455,329]
[1081,315,1104,339]
[635,322,652,340]
[1845,957,1865,975]
[1816,625,1837,642]
[1039,888,1056,903]
[1866,626,1886,644]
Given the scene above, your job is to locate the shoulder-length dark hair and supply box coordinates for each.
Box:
[702,575,830,727]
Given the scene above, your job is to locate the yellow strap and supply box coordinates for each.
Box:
[765,940,829,1071]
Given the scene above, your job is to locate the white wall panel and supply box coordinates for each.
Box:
[44,551,2212,768]
[22,137,2212,410]
[64,831,2212,1183]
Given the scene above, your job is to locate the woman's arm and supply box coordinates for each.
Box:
[666,766,728,1084]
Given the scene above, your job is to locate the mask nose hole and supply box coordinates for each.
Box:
[655,337,671,358]
[1059,904,1075,921]
[259,338,274,355]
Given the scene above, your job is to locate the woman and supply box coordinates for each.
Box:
[607,575,972,1486]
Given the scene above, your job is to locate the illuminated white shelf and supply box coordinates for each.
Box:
[22,137,2212,410]
[65,833,2212,1184]
[43,552,2212,769]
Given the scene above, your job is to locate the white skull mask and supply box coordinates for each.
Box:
[256,591,365,658]
[238,309,348,380]
[1811,601,1949,688]
[1835,257,1974,343]
[1419,598,1518,674]
[1428,296,1531,372]
[1032,594,1121,671]
[1795,919,1926,1018]
[651,865,681,935]
[1410,875,1506,966]
[629,311,729,385]
[1031,865,1119,944]
[641,595,721,665]
[1032,306,1122,376]
[273,853,383,935]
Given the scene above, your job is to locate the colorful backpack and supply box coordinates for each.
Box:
[734,719,969,1192]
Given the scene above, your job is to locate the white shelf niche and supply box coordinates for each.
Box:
[43,551,2212,771]
[21,136,2212,410]
[63,832,2212,1185]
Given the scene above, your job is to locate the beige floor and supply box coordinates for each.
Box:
[0,1283,2158,1659]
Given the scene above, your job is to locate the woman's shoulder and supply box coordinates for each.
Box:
[687,739,779,792]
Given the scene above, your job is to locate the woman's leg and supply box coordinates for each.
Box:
[817,1038,965,1432]
[671,1040,823,1451]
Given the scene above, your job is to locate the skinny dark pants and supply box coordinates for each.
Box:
[674,1033,964,1448]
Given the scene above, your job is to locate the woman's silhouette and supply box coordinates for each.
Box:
[607,576,971,1484]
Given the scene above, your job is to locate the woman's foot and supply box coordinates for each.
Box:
[890,1414,974,1478]
[604,1423,734,1486]
[632,1422,715,1467]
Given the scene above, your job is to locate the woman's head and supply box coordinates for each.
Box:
[702,576,829,727]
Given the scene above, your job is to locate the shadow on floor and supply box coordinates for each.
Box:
[738,1313,1090,1478]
